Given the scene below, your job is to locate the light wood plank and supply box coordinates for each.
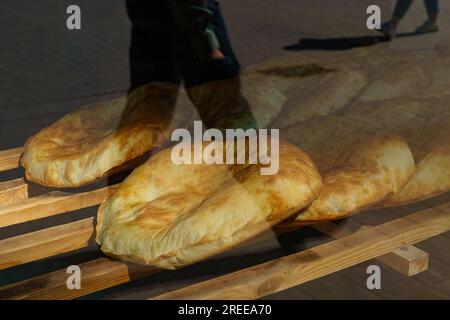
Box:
[151,202,450,300]
[0,210,419,275]
[0,178,28,205]
[0,203,450,299]
[376,245,429,277]
[314,221,429,276]
[0,258,159,300]
[0,218,94,270]
[0,148,23,172]
[0,184,118,228]
[1,202,447,300]
[0,206,434,297]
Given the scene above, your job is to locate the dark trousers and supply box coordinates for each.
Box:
[125,0,255,131]
[126,0,241,90]
[393,0,439,18]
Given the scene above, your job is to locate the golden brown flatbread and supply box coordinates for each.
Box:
[355,60,430,103]
[185,74,287,129]
[96,138,322,269]
[343,97,450,206]
[390,48,450,98]
[281,116,415,224]
[21,83,190,187]
[250,60,367,128]
[247,45,433,129]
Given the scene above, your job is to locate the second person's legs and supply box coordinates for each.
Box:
[393,0,414,23]
[416,0,439,33]
[424,0,439,23]
[380,0,413,39]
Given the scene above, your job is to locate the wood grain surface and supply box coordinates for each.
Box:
[0,184,118,228]
[0,217,94,270]
[1,202,448,300]
[0,258,159,300]
[0,178,28,205]
[151,202,450,300]
[0,148,23,173]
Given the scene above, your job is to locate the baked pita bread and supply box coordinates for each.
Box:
[420,53,450,96]
[248,46,436,129]
[96,138,322,269]
[352,48,450,102]
[250,60,366,128]
[281,116,415,224]
[343,97,450,206]
[355,60,430,103]
[22,83,189,187]
[185,74,287,129]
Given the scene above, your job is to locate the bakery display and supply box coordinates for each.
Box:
[96,138,322,269]
[17,46,450,269]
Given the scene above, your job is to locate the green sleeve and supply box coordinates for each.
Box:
[167,0,220,56]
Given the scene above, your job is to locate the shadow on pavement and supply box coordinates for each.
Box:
[282,32,421,51]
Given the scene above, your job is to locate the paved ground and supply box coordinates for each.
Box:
[1,0,450,300]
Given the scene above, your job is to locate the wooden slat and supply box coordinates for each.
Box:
[376,245,429,277]
[313,221,429,276]
[3,201,448,300]
[0,218,94,270]
[0,184,118,228]
[0,178,28,205]
[151,202,450,300]
[0,258,159,300]
[0,209,422,275]
[0,148,23,172]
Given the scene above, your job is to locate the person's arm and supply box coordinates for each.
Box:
[167,0,222,59]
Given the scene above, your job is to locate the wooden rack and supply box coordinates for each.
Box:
[0,147,448,300]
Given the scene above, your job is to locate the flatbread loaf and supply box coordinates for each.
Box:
[184,58,366,130]
[251,61,366,128]
[186,74,287,129]
[355,60,430,103]
[96,138,322,269]
[281,116,415,224]
[21,83,189,187]
[343,97,450,206]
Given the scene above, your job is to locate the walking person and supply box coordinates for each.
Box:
[380,0,439,39]
[125,0,256,130]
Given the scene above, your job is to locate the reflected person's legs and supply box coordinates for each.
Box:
[182,0,240,87]
[392,0,414,23]
[127,0,181,90]
[181,0,257,130]
[124,0,180,120]
[416,0,439,33]
[381,0,439,38]
[424,0,439,23]
[107,1,181,186]
[379,0,413,38]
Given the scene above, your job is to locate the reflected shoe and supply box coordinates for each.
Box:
[415,20,439,34]
[379,21,396,40]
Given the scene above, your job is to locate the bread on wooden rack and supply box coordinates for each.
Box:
[21,82,190,187]
[96,138,322,269]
